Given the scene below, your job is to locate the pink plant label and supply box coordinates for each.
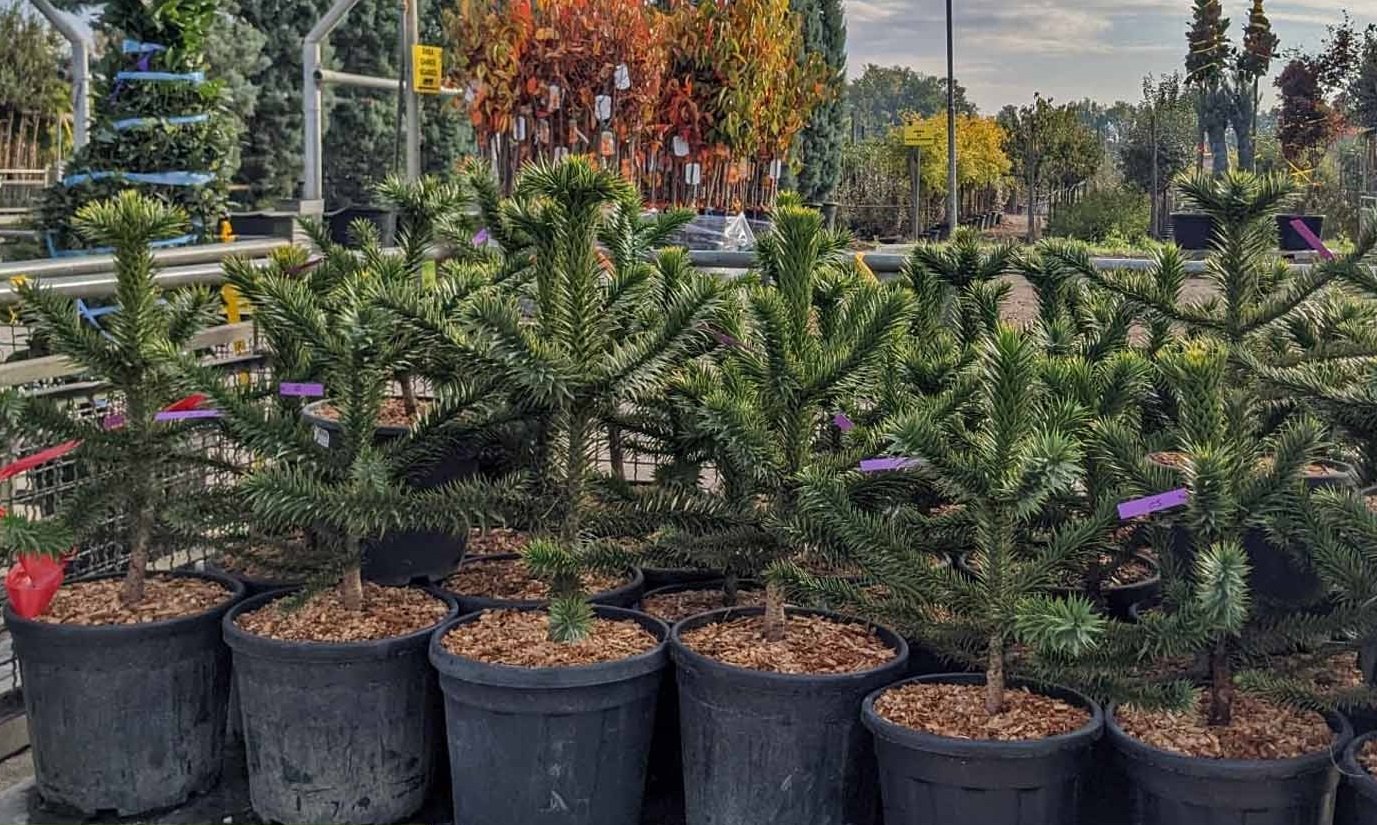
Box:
[1117,488,1189,520]
[1289,219,1333,261]
[280,382,324,397]
[708,327,744,349]
[101,414,124,430]
[833,412,854,431]
[154,409,221,421]
[859,457,920,473]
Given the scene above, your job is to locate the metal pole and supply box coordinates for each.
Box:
[909,146,921,240]
[29,0,91,152]
[404,0,421,180]
[945,0,958,237]
[302,0,367,203]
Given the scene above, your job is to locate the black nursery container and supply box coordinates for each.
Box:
[430,605,669,825]
[6,570,244,816]
[443,552,645,614]
[671,606,909,825]
[1278,214,1326,253]
[1107,705,1352,825]
[861,674,1103,825]
[1339,731,1377,825]
[224,588,457,824]
[303,400,474,585]
[204,558,303,597]
[1171,213,1216,250]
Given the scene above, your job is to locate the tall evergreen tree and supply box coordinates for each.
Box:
[1231,0,1279,172]
[1185,0,1232,175]
[790,0,846,204]
[323,0,400,207]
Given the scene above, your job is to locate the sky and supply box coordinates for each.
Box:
[846,0,1355,112]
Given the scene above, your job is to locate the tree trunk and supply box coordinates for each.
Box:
[984,630,1006,715]
[1207,642,1234,726]
[722,571,739,607]
[340,563,364,612]
[1208,122,1229,176]
[607,424,625,481]
[762,580,787,642]
[398,374,419,420]
[119,506,154,607]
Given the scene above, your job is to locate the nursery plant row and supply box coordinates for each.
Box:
[4,165,1377,825]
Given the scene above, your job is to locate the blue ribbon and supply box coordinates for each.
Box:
[113,71,205,83]
[121,39,167,54]
[62,171,216,187]
[111,114,211,131]
[46,232,197,258]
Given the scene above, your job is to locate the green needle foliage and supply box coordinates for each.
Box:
[416,158,727,641]
[12,192,228,605]
[0,513,73,560]
[797,324,1112,715]
[629,202,912,642]
[184,248,513,611]
[1078,339,1377,724]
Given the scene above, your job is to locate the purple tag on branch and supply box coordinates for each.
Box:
[154,409,222,421]
[833,412,855,431]
[1289,219,1334,261]
[1117,488,1189,520]
[472,228,490,247]
[709,327,744,348]
[279,382,325,397]
[101,414,124,430]
[859,457,920,473]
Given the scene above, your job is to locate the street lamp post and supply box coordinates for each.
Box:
[945,0,958,238]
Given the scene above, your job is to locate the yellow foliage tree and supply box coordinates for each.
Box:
[895,114,1011,195]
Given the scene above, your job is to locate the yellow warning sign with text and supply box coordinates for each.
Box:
[902,124,938,147]
[412,45,443,94]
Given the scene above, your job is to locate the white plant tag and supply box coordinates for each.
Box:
[769,158,783,179]
[514,116,527,141]
[554,146,569,162]
[548,84,561,110]
[685,163,702,186]
[672,135,690,157]
[614,64,631,90]
[595,94,612,121]
[313,426,330,448]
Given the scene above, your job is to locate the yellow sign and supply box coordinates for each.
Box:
[902,124,938,147]
[412,45,443,94]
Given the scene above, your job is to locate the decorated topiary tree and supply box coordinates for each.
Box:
[38,0,239,252]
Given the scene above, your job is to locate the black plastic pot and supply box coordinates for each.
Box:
[959,552,1158,621]
[430,605,670,825]
[1107,704,1352,825]
[672,606,909,825]
[1278,214,1325,253]
[641,566,721,591]
[1172,213,1216,250]
[5,570,244,816]
[224,587,457,824]
[442,552,645,614]
[327,205,396,246]
[1339,731,1377,825]
[204,558,303,597]
[303,400,474,585]
[862,673,1103,825]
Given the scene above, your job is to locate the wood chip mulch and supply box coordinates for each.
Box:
[679,614,896,674]
[1149,450,1190,469]
[444,556,627,600]
[1365,493,1377,514]
[1359,739,1377,775]
[235,584,448,642]
[38,576,232,626]
[1054,553,1156,588]
[212,536,314,581]
[640,588,765,624]
[873,682,1091,741]
[441,609,658,667]
[466,528,531,555]
[1117,694,1334,759]
[1278,649,1364,694]
[315,397,429,428]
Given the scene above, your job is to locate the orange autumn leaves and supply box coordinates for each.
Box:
[443,0,829,163]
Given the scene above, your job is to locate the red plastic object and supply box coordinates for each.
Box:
[6,554,66,618]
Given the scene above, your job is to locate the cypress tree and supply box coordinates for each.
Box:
[790,0,846,204]
[323,0,399,207]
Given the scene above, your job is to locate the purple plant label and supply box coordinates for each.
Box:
[472,228,490,247]
[833,412,855,431]
[708,327,744,348]
[101,414,124,430]
[154,409,221,421]
[1117,488,1189,520]
[1289,219,1334,261]
[279,382,324,397]
[860,457,920,473]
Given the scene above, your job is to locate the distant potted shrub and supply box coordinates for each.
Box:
[3,193,245,815]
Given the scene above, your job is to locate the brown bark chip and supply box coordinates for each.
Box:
[441,610,658,667]
[1359,739,1377,775]
[236,584,448,643]
[39,576,232,626]
[679,614,896,675]
[640,588,765,624]
[444,556,628,601]
[315,397,429,428]
[1117,694,1334,759]
[873,682,1091,741]
[466,528,531,556]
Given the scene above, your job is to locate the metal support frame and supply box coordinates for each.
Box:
[303,0,429,204]
[29,0,92,152]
